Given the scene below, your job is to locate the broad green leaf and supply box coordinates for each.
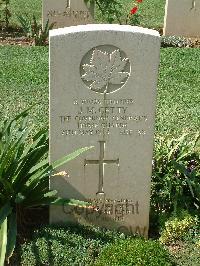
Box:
[23,165,50,191]
[1,109,28,136]
[24,197,58,208]
[22,187,57,207]
[0,128,31,181]
[44,190,58,198]
[0,218,7,266]
[25,176,49,195]
[6,213,17,261]
[52,198,91,207]
[13,144,48,190]
[26,197,91,209]
[172,161,187,175]
[168,133,187,161]
[51,146,93,169]
[20,129,46,159]
[29,158,48,174]
[0,203,12,226]
[17,144,47,166]
[0,178,14,198]
[185,177,195,198]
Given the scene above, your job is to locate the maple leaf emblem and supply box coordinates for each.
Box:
[81,49,130,93]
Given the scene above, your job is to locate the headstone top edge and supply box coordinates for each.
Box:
[49,24,160,38]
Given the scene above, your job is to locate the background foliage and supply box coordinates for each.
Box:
[20,224,174,266]
[151,133,200,215]
[20,224,128,266]
[2,0,165,29]
[95,238,173,266]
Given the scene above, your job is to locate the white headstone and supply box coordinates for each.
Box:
[42,0,94,29]
[49,24,160,237]
[164,0,200,37]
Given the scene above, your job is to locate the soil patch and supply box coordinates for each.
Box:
[1,27,200,47]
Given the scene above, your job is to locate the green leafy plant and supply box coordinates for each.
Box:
[17,15,32,38]
[18,15,54,46]
[86,0,143,25]
[162,213,200,265]
[0,217,7,266]
[173,159,200,210]
[91,0,123,24]
[100,0,122,24]
[20,224,127,265]
[0,0,11,29]
[126,0,143,26]
[160,213,199,245]
[95,238,173,266]
[172,242,200,266]
[151,133,200,216]
[0,109,92,265]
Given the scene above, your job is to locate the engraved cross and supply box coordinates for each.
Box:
[191,0,196,9]
[84,141,119,195]
[66,0,70,8]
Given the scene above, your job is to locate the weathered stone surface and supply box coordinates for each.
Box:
[164,0,200,37]
[42,0,94,29]
[49,24,160,237]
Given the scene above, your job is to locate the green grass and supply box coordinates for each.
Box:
[156,48,200,135]
[0,46,48,130]
[139,0,165,29]
[0,46,199,136]
[10,0,42,26]
[7,0,165,29]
